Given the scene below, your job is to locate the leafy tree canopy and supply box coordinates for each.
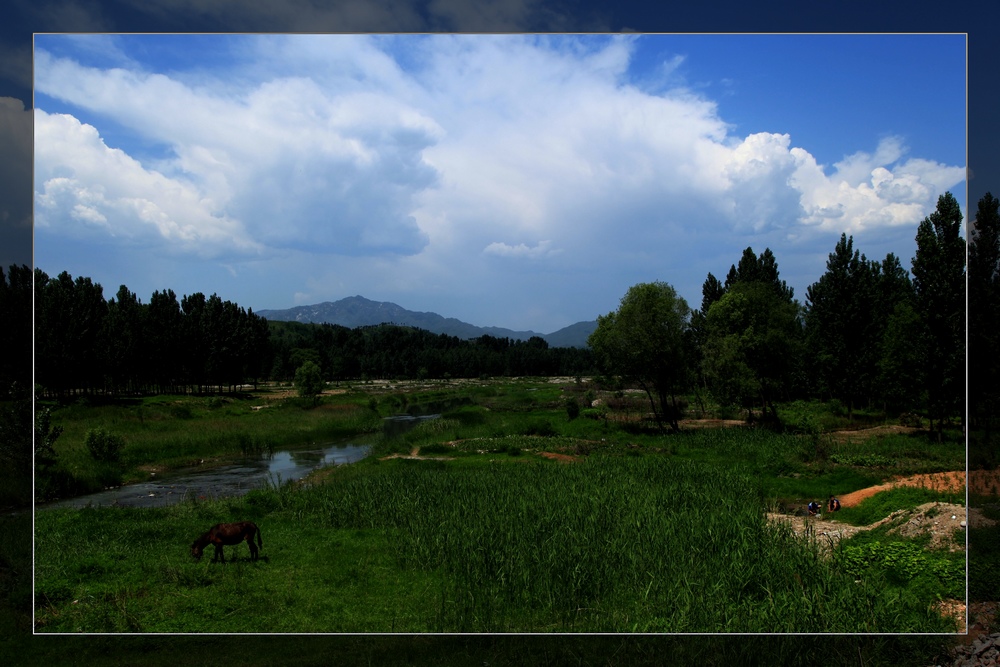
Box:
[588,281,691,431]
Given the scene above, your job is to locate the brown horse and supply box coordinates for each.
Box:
[191,521,262,563]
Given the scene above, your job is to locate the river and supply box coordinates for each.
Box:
[37,440,372,511]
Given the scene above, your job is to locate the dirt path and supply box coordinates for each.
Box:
[838,469,1000,507]
[772,470,998,548]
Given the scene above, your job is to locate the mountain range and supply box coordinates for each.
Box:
[257,296,597,348]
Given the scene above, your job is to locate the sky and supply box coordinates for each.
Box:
[32,33,966,333]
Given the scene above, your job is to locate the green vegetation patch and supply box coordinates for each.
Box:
[838,537,964,600]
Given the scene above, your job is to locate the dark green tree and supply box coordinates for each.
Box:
[805,234,881,419]
[103,285,144,395]
[145,289,183,393]
[911,192,965,439]
[703,282,802,422]
[876,300,926,416]
[873,253,920,414]
[34,271,108,396]
[725,247,795,302]
[968,192,1000,464]
[295,360,325,404]
[588,281,691,431]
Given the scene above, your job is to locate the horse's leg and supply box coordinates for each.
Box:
[214,544,224,563]
[247,534,259,561]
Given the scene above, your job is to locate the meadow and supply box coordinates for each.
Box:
[33,378,970,634]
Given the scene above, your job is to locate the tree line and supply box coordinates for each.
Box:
[590,192,971,440]
[27,270,596,397]
[33,270,271,397]
[268,321,594,381]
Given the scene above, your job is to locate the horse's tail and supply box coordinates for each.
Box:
[256,524,263,549]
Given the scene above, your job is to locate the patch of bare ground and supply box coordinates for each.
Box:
[255,387,350,401]
[537,451,579,463]
[678,419,747,429]
[837,470,1000,507]
[827,424,921,443]
[378,446,454,462]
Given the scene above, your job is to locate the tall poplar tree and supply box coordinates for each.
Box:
[805,234,880,418]
[911,192,965,439]
[968,192,1000,463]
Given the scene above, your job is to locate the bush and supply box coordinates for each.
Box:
[565,397,580,421]
[295,361,325,401]
[839,540,963,599]
[84,428,126,463]
[522,420,557,437]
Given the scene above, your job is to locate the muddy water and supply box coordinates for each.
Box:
[38,441,372,511]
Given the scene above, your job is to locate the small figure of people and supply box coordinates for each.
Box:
[828,495,841,513]
[807,501,820,516]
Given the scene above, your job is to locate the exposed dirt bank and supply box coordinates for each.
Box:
[839,470,1000,507]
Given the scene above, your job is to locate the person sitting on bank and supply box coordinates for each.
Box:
[807,501,820,516]
[828,495,841,513]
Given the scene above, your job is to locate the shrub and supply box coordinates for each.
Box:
[839,540,963,599]
[84,428,125,463]
[295,361,325,402]
[565,397,580,421]
[523,419,557,437]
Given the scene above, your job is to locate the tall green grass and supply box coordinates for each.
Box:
[255,455,953,633]
[34,453,959,632]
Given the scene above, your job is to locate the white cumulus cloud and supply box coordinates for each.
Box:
[34,110,261,258]
[31,35,965,332]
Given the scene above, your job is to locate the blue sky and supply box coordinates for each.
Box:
[33,34,966,333]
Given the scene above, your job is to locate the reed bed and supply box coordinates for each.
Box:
[268,454,953,632]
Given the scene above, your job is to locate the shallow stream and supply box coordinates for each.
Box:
[38,440,372,510]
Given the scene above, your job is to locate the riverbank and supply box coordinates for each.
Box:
[36,386,385,502]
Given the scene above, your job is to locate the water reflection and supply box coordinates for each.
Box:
[38,441,371,511]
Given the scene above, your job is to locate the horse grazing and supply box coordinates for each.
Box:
[191,521,262,563]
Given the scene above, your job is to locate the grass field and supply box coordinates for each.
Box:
[30,379,971,635]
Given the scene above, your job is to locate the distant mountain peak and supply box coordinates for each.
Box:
[256,297,595,348]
